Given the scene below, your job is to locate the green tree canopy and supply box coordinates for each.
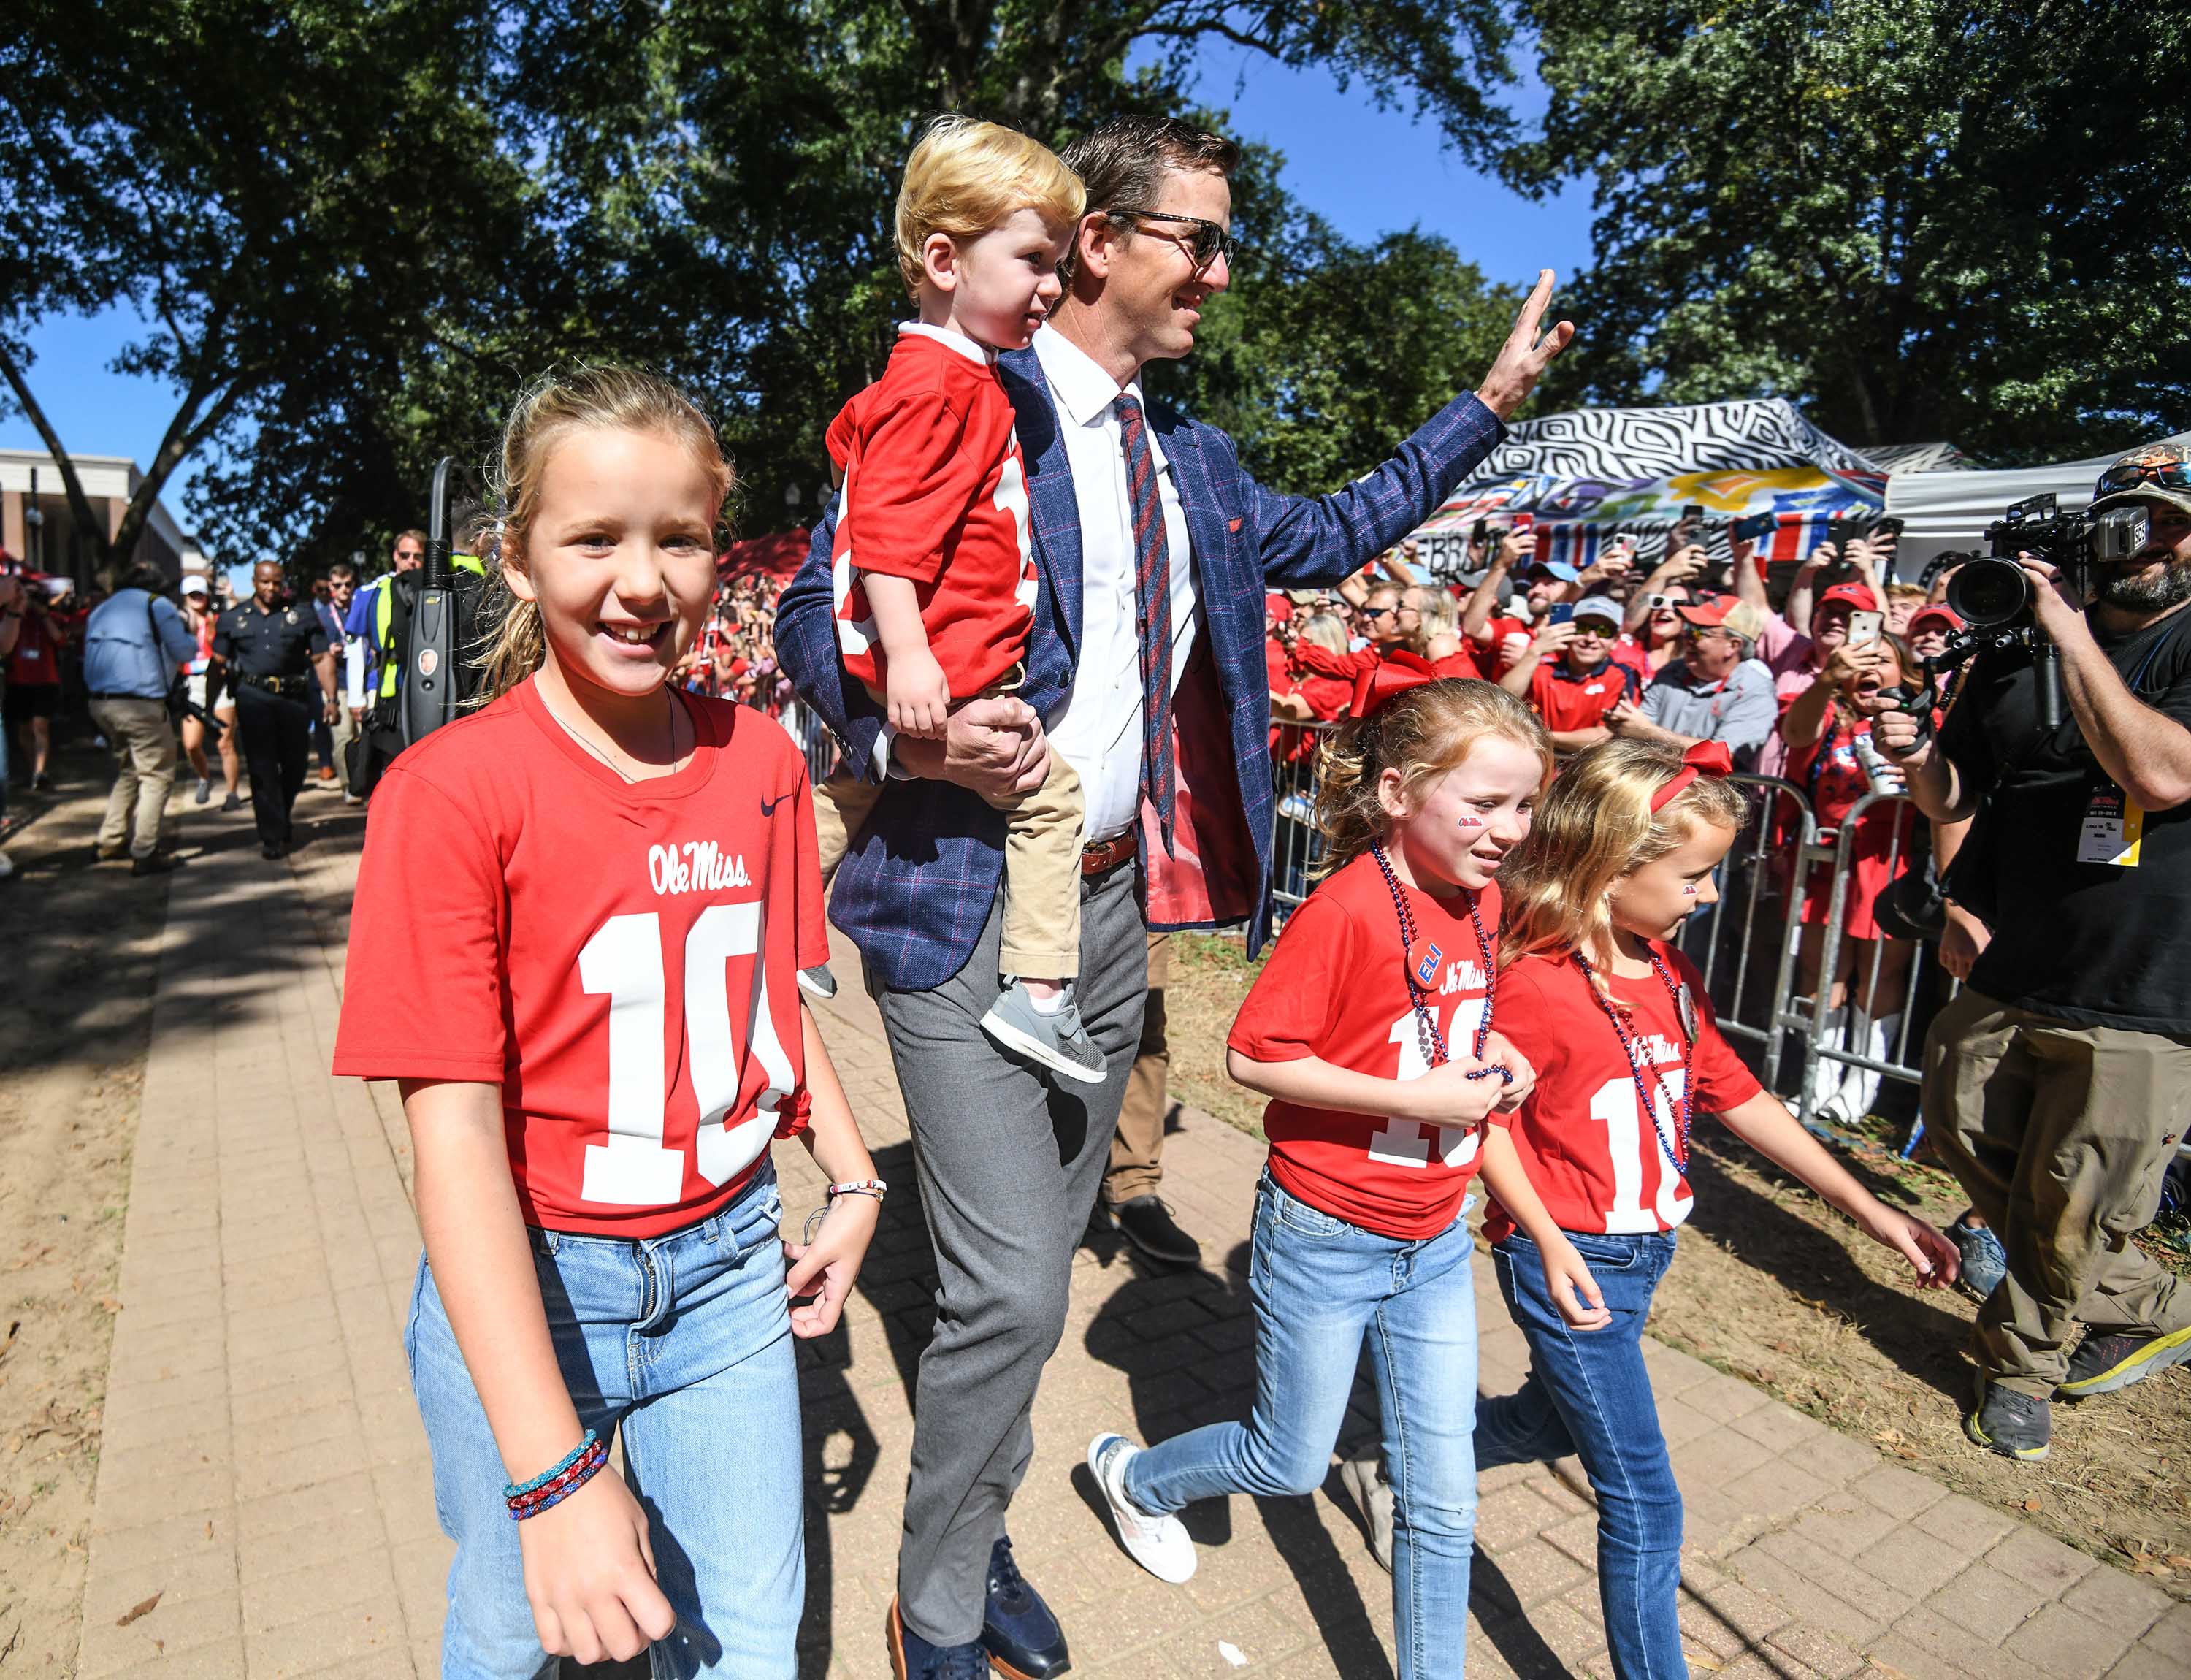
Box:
[0,0,527,574]
[482,0,1530,517]
[1509,0,2191,464]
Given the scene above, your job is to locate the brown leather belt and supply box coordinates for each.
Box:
[1080,833,1137,877]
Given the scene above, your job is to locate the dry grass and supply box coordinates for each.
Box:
[1164,931,2191,1595]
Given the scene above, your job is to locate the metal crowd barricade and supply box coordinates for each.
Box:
[1270,720,1337,916]
[1683,774,1819,1096]
[783,699,841,787]
[1794,787,1946,1129]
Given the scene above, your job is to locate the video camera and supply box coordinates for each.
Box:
[1920,493,2151,733]
[1947,494,2149,630]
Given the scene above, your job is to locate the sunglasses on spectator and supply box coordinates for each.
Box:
[1110,207,1238,272]
[1363,604,1402,620]
[1646,594,1687,610]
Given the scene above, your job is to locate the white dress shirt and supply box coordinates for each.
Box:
[1030,327,1198,841]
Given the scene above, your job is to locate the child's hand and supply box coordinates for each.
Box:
[1540,1234,1612,1331]
[886,649,954,738]
[1479,1031,1537,1111]
[1403,1060,1502,1126]
[784,1193,881,1338]
[516,1465,677,1665]
[1859,1206,1961,1289]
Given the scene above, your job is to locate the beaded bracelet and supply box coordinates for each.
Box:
[504,1430,607,1521]
[826,1178,888,1203]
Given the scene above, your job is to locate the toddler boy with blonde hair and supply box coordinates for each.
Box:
[816,116,1104,1083]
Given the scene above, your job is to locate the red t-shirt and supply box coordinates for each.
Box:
[1429,648,1483,680]
[6,614,61,687]
[332,679,830,1237]
[1485,946,1762,1240]
[1528,657,1642,735]
[1475,614,1531,673]
[827,327,1036,698]
[1228,852,1509,1240]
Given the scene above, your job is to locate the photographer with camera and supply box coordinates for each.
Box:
[1875,443,2191,1462]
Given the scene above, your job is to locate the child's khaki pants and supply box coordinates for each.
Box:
[812,747,1085,980]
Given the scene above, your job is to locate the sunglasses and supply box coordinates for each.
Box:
[1111,207,1238,272]
[1364,605,1399,620]
[1646,593,1687,611]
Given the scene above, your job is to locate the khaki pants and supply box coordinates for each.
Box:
[811,747,1084,977]
[1922,988,2191,1398]
[1106,932,1172,1204]
[90,696,178,860]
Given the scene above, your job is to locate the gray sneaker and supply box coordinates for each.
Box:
[798,964,838,1001]
[1965,1378,2050,1461]
[982,982,1107,1085]
[2060,1326,2191,1399]
[194,776,212,805]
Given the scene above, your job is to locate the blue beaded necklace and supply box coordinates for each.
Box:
[1369,840,1508,1083]
[1572,947,1695,1171]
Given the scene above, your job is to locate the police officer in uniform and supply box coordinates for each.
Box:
[213,560,340,859]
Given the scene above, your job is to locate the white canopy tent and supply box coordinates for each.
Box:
[1886,432,2191,570]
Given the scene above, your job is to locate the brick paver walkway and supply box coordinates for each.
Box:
[76,789,2191,1679]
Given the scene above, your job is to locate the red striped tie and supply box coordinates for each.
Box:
[1115,396,1175,847]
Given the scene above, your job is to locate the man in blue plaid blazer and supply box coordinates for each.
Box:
[775,115,1571,1680]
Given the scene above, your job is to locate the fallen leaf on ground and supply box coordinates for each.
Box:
[115,1594,161,1627]
[2023,1497,2043,1513]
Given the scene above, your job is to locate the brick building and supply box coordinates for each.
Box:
[0,448,188,588]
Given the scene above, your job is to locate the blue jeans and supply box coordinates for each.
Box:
[406,1165,802,1679]
[1125,1174,1479,1680]
[1478,1230,1684,1680]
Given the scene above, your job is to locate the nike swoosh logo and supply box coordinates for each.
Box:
[760,793,789,817]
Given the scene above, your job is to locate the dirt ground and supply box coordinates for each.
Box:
[0,740,178,1673]
[1165,931,2191,1596]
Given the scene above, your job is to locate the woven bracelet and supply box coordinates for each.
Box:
[507,1435,608,1521]
[504,1429,599,1501]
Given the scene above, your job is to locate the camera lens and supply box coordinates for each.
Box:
[1946,557,2031,627]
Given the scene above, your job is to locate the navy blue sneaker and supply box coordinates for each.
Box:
[982,1535,1072,1678]
[886,1599,990,1680]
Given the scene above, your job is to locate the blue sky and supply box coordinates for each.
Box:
[0,45,1592,556]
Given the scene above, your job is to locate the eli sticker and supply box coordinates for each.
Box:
[2077,785,2144,867]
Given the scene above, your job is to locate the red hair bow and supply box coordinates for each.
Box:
[1350,649,1442,718]
[1650,740,1734,812]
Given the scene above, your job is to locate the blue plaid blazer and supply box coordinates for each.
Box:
[776,347,1507,991]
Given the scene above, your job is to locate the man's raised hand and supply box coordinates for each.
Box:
[1476,270,1576,423]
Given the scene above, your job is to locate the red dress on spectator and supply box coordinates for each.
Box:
[1785,715,1915,940]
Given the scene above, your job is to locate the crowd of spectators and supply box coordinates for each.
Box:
[0,546,804,882]
[1258,513,1992,1126]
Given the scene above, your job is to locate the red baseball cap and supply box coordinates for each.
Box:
[1815,581,1879,616]
[1909,603,1963,634]
[1265,592,1293,622]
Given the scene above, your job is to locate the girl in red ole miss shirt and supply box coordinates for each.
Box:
[1479,739,1959,1679]
[333,368,880,1676]
[1088,678,1579,1679]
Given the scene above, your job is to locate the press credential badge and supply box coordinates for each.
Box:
[2077,784,2144,867]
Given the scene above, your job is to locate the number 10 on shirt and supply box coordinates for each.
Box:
[578,905,796,1207]
[1368,996,1489,1169]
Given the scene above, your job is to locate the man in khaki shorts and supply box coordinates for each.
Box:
[1879,442,2191,1462]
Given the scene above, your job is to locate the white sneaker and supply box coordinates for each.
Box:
[0,849,13,880]
[1087,1433,1196,1584]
